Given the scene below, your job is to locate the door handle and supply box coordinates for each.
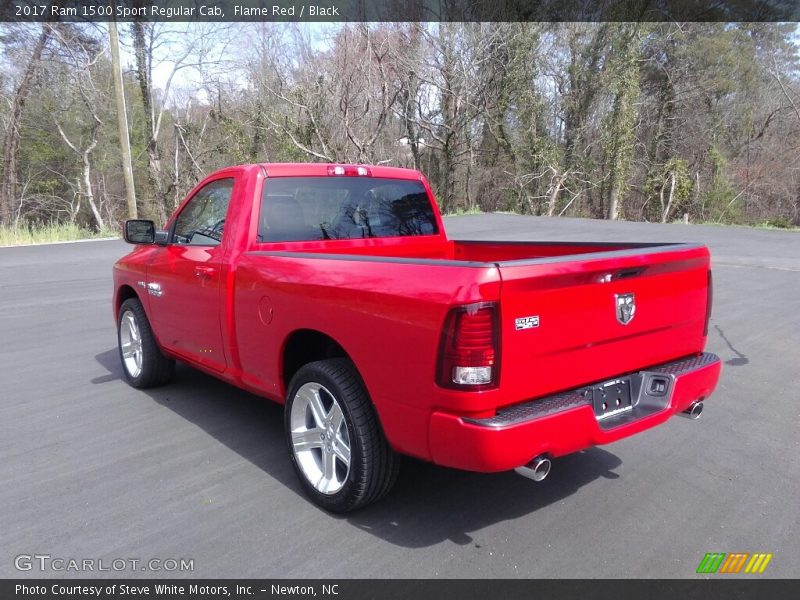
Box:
[194,266,216,277]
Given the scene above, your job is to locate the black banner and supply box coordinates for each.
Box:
[2,0,800,23]
[4,579,800,600]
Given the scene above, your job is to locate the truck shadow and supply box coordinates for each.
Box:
[94,348,623,549]
[347,451,621,548]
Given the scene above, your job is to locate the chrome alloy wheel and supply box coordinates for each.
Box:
[289,382,352,495]
[119,310,143,379]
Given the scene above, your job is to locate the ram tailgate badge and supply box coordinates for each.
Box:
[615,293,635,325]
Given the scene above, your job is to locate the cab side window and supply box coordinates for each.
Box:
[172,178,235,246]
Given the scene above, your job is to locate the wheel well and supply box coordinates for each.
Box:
[282,329,349,390]
[116,284,139,313]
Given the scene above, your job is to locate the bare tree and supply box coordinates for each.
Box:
[0,24,52,226]
[51,25,107,230]
[130,17,231,220]
[3,21,800,233]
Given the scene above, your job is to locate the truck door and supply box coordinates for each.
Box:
[145,176,236,373]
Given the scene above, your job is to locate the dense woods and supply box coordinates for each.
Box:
[1,21,799,232]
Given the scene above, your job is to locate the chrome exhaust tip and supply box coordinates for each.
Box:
[514,455,551,482]
[680,401,704,420]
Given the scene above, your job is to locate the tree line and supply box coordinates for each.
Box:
[1,21,798,231]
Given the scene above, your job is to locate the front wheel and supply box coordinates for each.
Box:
[285,359,399,512]
[117,298,175,388]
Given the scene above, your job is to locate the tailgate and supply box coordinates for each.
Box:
[497,244,711,406]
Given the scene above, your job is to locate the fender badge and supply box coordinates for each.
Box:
[515,315,540,330]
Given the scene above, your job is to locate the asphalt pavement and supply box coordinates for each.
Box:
[1,214,798,578]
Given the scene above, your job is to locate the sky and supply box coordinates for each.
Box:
[114,21,340,96]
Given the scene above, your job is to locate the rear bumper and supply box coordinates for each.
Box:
[428,352,721,472]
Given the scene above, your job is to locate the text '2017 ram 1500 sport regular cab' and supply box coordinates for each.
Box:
[113,163,721,512]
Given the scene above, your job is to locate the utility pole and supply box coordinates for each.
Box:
[108,11,137,219]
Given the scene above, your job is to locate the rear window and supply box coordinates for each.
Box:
[257,177,439,242]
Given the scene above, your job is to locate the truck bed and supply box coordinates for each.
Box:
[242,237,710,414]
[253,236,698,265]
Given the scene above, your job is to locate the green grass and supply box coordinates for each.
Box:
[445,206,484,216]
[694,220,800,232]
[0,223,118,247]
[753,220,800,232]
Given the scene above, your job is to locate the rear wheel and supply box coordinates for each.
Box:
[285,359,399,512]
[117,298,175,388]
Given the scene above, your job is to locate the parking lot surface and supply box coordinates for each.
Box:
[1,214,797,578]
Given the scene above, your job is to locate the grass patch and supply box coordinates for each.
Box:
[694,220,800,232]
[0,223,118,247]
[445,206,483,216]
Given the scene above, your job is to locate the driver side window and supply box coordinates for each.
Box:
[172,178,234,246]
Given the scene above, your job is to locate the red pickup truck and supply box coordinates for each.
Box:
[113,163,721,512]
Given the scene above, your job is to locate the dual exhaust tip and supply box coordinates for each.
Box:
[514,401,704,481]
[514,455,551,482]
[680,400,704,420]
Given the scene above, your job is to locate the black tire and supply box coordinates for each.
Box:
[117,297,175,389]
[284,358,399,512]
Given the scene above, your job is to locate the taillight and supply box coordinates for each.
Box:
[437,302,500,390]
[704,269,713,335]
[327,165,372,177]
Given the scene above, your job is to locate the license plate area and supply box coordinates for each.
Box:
[592,378,633,420]
[589,371,674,428]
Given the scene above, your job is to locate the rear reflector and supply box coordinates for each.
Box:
[437,302,500,390]
[327,165,372,177]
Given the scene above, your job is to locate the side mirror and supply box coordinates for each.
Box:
[124,220,156,244]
